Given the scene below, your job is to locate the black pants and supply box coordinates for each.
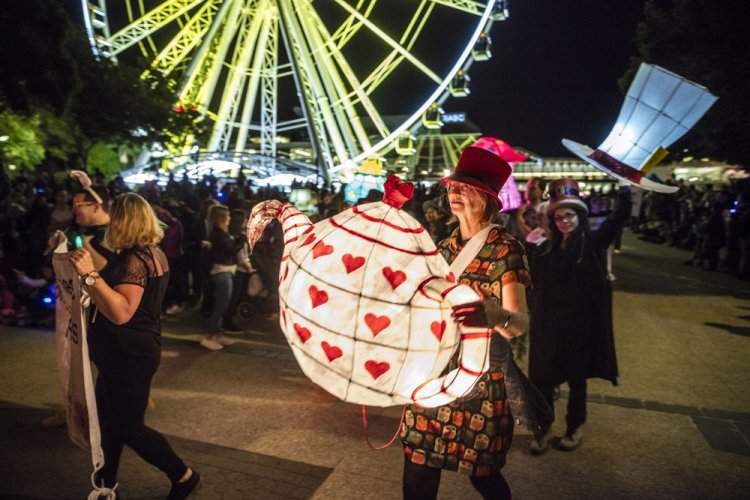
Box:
[402,457,511,500]
[538,376,587,434]
[95,355,186,486]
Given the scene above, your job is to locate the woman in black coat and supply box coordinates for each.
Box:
[528,178,630,453]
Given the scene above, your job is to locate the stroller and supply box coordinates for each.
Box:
[233,244,280,327]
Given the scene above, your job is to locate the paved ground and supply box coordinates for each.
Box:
[1,231,749,499]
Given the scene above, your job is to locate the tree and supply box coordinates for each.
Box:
[625,0,750,165]
[0,110,46,171]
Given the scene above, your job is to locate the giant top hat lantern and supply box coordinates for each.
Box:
[563,63,717,193]
[246,175,491,408]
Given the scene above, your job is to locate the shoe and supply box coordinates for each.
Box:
[558,427,583,451]
[167,469,200,500]
[529,429,553,455]
[214,334,235,346]
[222,325,243,335]
[40,410,66,428]
[165,304,183,316]
[199,337,223,351]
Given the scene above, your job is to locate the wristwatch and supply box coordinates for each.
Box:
[83,270,100,287]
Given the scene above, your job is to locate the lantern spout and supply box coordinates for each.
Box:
[246,200,313,253]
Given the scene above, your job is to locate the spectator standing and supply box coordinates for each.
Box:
[528,178,630,454]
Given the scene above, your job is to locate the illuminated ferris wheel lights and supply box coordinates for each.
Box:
[422,103,444,129]
[395,133,417,156]
[472,32,492,61]
[491,1,510,21]
[449,70,471,97]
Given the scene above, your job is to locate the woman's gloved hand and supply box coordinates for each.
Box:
[452,288,509,329]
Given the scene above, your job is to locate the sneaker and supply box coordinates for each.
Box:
[214,334,235,346]
[222,325,244,335]
[167,469,200,500]
[165,304,183,316]
[558,427,583,451]
[199,337,223,351]
[529,429,553,455]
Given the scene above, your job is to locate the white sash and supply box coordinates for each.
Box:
[449,224,496,278]
[52,239,108,496]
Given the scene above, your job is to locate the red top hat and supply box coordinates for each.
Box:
[546,178,588,217]
[440,146,512,203]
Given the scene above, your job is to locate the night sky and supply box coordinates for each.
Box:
[450,0,647,158]
[62,0,647,159]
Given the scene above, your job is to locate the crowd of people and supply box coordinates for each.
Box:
[1,160,748,499]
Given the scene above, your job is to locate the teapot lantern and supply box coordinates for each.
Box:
[247,176,491,407]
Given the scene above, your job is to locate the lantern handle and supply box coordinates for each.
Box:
[361,404,407,450]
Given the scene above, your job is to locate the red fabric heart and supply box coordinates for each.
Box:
[446,272,455,283]
[383,267,406,289]
[280,265,289,284]
[382,175,414,209]
[301,234,316,246]
[293,323,311,343]
[365,360,390,379]
[342,253,365,273]
[431,320,447,342]
[364,313,391,336]
[308,285,328,308]
[312,240,334,259]
[321,341,342,362]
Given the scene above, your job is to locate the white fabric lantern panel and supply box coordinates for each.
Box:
[251,176,491,407]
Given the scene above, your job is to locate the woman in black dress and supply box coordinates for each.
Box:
[70,193,199,499]
[528,178,630,453]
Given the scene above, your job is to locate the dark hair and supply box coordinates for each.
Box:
[544,205,590,258]
[74,185,110,211]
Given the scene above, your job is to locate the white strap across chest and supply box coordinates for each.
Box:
[449,224,496,278]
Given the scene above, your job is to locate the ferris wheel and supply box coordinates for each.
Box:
[81,0,508,182]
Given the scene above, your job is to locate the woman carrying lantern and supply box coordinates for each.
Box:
[400,147,550,500]
[527,179,631,454]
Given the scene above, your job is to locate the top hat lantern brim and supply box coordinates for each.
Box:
[562,139,679,194]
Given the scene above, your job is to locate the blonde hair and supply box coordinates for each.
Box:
[208,204,230,232]
[446,184,500,226]
[105,193,165,250]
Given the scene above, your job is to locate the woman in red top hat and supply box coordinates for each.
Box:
[400,147,551,500]
[527,178,631,454]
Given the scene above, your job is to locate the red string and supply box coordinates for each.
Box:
[361,404,407,450]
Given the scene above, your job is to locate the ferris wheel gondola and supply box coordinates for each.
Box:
[81,0,508,183]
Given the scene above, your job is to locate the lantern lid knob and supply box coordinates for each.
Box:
[382,175,414,209]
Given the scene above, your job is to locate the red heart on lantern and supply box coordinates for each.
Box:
[293,323,311,343]
[342,253,365,273]
[312,240,334,259]
[383,267,406,289]
[365,360,390,379]
[280,265,289,284]
[431,320,446,342]
[301,234,316,246]
[308,285,328,308]
[364,313,391,336]
[321,341,342,362]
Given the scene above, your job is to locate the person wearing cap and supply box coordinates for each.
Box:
[401,147,551,500]
[527,178,631,454]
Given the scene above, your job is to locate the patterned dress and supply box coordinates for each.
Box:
[400,225,531,476]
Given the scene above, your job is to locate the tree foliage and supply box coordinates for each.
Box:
[625,0,750,165]
[0,111,45,170]
[0,0,190,176]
